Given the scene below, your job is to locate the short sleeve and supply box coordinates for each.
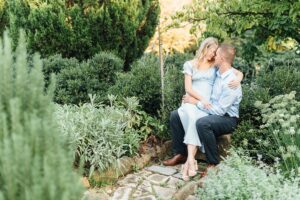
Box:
[182,62,193,76]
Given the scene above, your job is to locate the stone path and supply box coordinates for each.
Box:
[84,162,208,200]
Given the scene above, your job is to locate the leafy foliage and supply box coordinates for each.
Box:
[109,52,191,117]
[256,60,300,100]
[197,151,300,200]
[1,0,160,69]
[109,54,162,115]
[55,95,164,175]
[233,56,300,162]
[173,0,300,45]
[43,52,124,104]
[172,0,300,74]
[0,31,83,200]
[255,92,300,175]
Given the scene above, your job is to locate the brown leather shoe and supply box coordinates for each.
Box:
[162,154,187,166]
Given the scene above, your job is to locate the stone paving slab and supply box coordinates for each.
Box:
[86,163,204,200]
[173,172,184,180]
[135,195,157,200]
[166,176,184,189]
[83,190,110,200]
[111,187,132,200]
[145,165,177,176]
[186,195,197,200]
[153,185,176,200]
[147,174,170,185]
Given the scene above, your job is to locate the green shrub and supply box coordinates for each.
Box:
[55,95,164,175]
[3,0,159,68]
[0,32,83,199]
[161,64,185,125]
[233,58,300,163]
[110,52,192,116]
[42,54,79,87]
[161,53,192,123]
[164,52,193,71]
[43,52,123,104]
[232,120,278,163]
[256,65,300,100]
[197,151,300,200]
[239,83,271,123]
[109,54,161,115]
[0,0,7,34]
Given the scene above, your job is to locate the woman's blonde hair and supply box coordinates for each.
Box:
[195,37,219,62]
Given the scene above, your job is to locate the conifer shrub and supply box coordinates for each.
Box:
[2,0,159,69]
[0,31,84,200]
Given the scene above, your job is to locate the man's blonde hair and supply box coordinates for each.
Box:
[218,44,236,64]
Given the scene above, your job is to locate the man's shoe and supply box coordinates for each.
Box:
[162,154,187,166]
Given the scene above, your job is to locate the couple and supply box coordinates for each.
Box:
[162,37,243,181]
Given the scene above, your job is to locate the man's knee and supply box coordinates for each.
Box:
[170,110,179,122]
[196,117,212,130]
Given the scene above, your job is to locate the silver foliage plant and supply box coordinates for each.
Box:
[55,94,141,176]
[197,151,300,200]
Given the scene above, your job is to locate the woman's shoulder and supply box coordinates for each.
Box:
[184,60,194,66]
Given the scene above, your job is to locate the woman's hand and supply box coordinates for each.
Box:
[201,99,212,109]
[228,79,241,89]
[183,95,198,105]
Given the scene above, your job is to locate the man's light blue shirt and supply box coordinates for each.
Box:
[196,68,242,117]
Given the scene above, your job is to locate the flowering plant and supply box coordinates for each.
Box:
[255,91,300,175]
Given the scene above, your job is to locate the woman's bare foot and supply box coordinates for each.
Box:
[187,158,197,177]
[181,162,190,181]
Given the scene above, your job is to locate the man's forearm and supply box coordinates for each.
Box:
[196,101,225,115]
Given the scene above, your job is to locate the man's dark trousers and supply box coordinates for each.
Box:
[196,114,238,164]
[170,110,238,165]
[170,110,187,156]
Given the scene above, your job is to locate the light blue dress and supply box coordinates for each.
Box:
[178,61,216,152]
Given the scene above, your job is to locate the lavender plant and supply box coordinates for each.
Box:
[0,31,84,200]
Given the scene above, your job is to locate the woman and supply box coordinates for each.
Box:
[178,37,243,180]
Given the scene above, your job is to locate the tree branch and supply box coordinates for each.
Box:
[188,11,273,22]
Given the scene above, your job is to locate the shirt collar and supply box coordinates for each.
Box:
[217,68,233,79]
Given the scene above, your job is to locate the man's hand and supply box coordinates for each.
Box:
[182,95,198,105]
[201,99,212,109]
[228,79,241,89]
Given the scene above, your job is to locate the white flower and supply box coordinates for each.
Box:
[282,153,291,160]
[289,127,296,135]
[287,145,297,153]
[279,146,285,153]
[257,154,262,161]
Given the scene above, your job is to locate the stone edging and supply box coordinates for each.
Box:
[88,140,172,187]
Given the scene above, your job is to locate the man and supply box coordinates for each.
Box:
[163,44,242,167]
